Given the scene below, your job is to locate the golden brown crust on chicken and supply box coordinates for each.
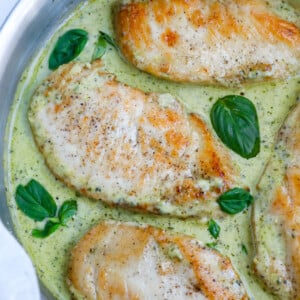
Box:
[115,0,300,86]
[68,222,248,300]
[28,62,236,219]
[253,101,300,299]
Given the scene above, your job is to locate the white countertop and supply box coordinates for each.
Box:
[0,221,40,300]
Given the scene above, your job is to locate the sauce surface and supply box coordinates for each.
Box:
[4,0,300,299]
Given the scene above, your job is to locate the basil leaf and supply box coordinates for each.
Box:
[58,200,77,225]
[91,31,118,62]
[99,31,118,51]
[25,179,57,217]
[206,242,217,250]
[15,180,78,238]
[217,188,254,214]
[32,220,61,238]
[49,29,88,70]
[210,95,260,159]
[241,244,248,255]
[207,219,220,239]
[15,180,57,221]
[92,35,107,61]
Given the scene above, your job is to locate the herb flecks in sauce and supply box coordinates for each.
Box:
[241,244,248,255]
[15,179,77,238]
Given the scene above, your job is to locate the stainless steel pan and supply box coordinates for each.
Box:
[1,1,299,299]
[0,1,83,298]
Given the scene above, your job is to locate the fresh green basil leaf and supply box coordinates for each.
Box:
[91,31,118,62]
[207,219,220,239]
[217,188,254,214]
[99,31,118,51]
[15,186,50,221]
[48,217,60,223]
[92,35,107,61]
[210,95,260,159]
[58,200,77,225]
[15,180,57,221]
[32,220,61,238]
[25,179,57,217]
[206,242,217,250]
[49,29,88,70]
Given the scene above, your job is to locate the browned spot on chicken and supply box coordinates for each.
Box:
[161,28,179,47]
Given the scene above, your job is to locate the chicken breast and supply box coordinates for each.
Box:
[68,221,248,300]
[115,0,300,86]
[28,61,235,218]
[253,100,300,299]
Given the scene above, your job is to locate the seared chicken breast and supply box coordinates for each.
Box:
[68,221,248,300]
[253,101,300,299]
[28,62,235,218]
[115,0,300,86]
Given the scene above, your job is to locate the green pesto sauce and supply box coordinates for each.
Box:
[3,0,300,299]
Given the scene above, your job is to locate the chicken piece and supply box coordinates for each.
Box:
[68,221,248,300]
[115,0,300,86]
[253,101,300,299]
[28,62,235,218]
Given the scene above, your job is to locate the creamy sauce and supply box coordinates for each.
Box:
[3,0,300,299]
